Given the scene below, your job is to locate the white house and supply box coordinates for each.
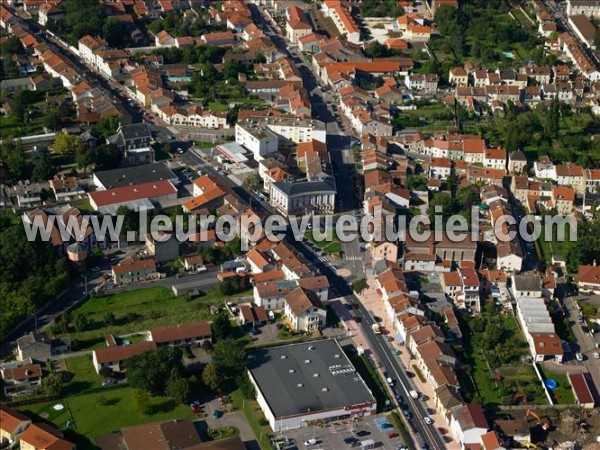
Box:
[450,404,489,448]
[283,287,326,332]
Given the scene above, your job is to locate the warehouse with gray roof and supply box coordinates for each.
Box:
[247,339,376,432]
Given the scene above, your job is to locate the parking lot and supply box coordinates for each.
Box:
[275,414,409,450]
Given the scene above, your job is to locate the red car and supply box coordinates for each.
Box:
[387,432,399,438]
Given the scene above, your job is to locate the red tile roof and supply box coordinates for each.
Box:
[148,321,211,344]
[94,341,157,365]
[90,180,176,208]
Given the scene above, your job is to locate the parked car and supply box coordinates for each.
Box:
[575,352,584,362]
[356,431,370,437]
[102,379,116,387]
[388,432,399,438]
[212,410,223,419]
[424,417,433,425]
[593,352,599,359]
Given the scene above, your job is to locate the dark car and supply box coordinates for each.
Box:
[356,431,370,437]
[352,316,362,323]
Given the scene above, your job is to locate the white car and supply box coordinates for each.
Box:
[575,352,584,362]
[424,417,432,425]
[593,352,599,359]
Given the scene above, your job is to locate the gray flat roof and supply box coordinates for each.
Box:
[272,178,336,197]
[247,339,375,419]
[94,162,177,189]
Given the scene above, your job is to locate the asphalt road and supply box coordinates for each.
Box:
[351,296,448,450]
[247,5,446,448]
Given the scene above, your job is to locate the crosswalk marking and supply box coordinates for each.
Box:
[346,256,362,261]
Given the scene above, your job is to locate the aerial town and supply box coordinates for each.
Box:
[1,0,600,449]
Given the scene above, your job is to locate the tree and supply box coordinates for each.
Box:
[211,339,246,385]
[43,110,61,131]
[93,115,120,139]
[31,146,55,181]
[166,370,191,404]
[237,374,256,399]
[103,312,116,326]
[211,313,232,340]
[53,133,80,154]
[43,373,64,397]
[73,313,89,332]
[94,143,122,170]
[428,192,455,226]
[103,19,130,48]
[133,389,151,414]
[244,173,262,191]
[127,347,184,394]
[202,363,221,391]
[75,146,94,173]
[0,141,25,180]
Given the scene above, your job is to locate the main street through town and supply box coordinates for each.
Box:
[246,4,447,449]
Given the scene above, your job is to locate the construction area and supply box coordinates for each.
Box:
[493,407,600,449]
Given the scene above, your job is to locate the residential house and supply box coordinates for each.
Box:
[450,404,489,449]
[38,3,64,26]
[283,287,326,332]
[555,163,585,193]
[568,373,595,409]
[285,6,312,43]
[147,322,212,347]
[577,265,600,294]
[508,150,528,174]
[183,255,205,272]
[1,362,42,397]
[534,155,556,179]
[16,333,51,362]
[145,232,179,263]
[48,175,84,200]
[551,186,575,215]
[449,67,468,86]
[111,258,157,285]
[92,341,157,374]
[107,122,154,165]
[0,406,31,447]
[441,268,481,312]
[483,148,507,170]
[238,305,269,328]
[19,423,75,450]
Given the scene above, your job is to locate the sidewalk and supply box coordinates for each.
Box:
[355,279,460,450]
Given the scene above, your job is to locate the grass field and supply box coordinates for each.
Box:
[64,355,103,396]
[18,386,194,450]
[305,229,342,255]
[536,220,577,263]
[537,365,575,405]
[456,313,547,406]
[62,287,245,348]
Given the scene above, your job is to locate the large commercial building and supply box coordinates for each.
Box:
[235,116,327,161]
[270,177,336,216]
[247,339,376,432]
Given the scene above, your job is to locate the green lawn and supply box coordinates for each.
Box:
[537,219,576,264]
[456,314,547,406]
[18,387,195,450]
[231,390,272,450]
[61,287,241,348]
[64,355,103,396]
[207,102,230,113]
[537,365,575,405]
[305,229,342,255]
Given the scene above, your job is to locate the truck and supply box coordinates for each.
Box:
[372,323,381,334]
[409,390,419,399]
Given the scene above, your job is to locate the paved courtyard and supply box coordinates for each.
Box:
[276,413,408,450]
